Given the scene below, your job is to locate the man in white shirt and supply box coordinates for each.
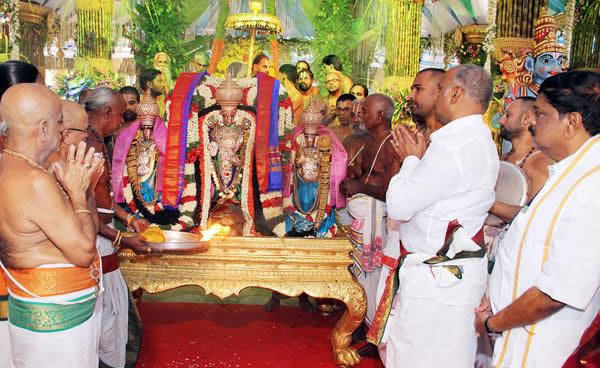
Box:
[368,64,499,367]
[476,71,600,367]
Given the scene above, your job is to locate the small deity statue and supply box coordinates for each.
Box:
[112,87,186,230]
[283,99,347,237]
[199,75,257,236]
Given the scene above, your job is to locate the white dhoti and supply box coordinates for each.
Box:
[381,254,487,367]
[98,232,129,368]
[1,320,10,367]
[8,287,102,368]
[347,194,386,325]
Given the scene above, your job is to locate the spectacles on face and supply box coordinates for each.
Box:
[62,128,89,137]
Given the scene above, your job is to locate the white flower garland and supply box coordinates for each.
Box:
[187,112,200,146]
[483,0,497,55]
[195,84,216,108]
[199,109,256,233]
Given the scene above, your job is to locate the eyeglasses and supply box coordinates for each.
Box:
[62,128,89,136]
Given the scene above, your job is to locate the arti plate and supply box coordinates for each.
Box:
[141,230,210,254]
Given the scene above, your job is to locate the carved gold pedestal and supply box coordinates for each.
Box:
[119,236,367,367]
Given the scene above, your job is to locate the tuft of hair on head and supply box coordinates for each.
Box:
[83,87,119,113]
[337,93,356,105]
[279,64,298,84]
[540,71,600,136]
[453,64,493,111]
[119,86,140,102]
[322,54,343,72]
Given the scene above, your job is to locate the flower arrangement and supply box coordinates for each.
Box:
[55,68,125,101]
[458,42,487,66]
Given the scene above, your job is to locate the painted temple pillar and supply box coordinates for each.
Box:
[18,1,49,72]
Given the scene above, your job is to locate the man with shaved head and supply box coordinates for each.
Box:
[407,68,444,140]
[488,97,553,223]
[370,65,499,367]
[83,87,148,368]
[339,93,401,358]
[0,83,104,367]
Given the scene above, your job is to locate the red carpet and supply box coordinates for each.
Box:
[136,301,384,368]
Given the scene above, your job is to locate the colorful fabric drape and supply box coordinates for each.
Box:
[163,72,207,208]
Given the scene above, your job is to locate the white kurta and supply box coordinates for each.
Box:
[382,114,499,367]
[98,232,129,368]
[490,136,600,367]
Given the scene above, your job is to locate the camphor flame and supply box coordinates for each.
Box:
[200,224,231,241]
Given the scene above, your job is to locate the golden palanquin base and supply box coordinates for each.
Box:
[119,236,367,367]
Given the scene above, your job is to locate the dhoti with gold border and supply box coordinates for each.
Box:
[2,262,102,368]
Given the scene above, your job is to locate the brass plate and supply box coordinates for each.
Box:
[142,230,209,254]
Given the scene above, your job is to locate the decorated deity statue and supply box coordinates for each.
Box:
[162,65,294,236]
[199,76,257,236]
[499,8,566,104]
[111,89,187,230]
[524,8,566,95]
[283,98,347,237]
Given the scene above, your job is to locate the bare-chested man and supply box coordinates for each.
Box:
[343,100,369,180]
[0,83,104,367]
[488,96,553,222]
[327,93,356,142]
[339,94,399,357]
[82,87,149,368]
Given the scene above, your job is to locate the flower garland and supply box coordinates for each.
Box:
[198,109,256,235]
[483,0,498,55]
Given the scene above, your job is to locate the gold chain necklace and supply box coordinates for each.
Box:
[2,148,69,200]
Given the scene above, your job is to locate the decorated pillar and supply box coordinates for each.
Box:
[385,0,422,77]
[570,0,600,69]
[18,1,49,68]
[75,0,113,59]
[496,0,547,38]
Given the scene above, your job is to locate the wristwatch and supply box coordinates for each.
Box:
[484,315,501,335]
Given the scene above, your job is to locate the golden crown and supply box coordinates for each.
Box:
[301,98,327,135]
[533,8,565,57]
[215,74,244,112]
[136,90,160,128]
